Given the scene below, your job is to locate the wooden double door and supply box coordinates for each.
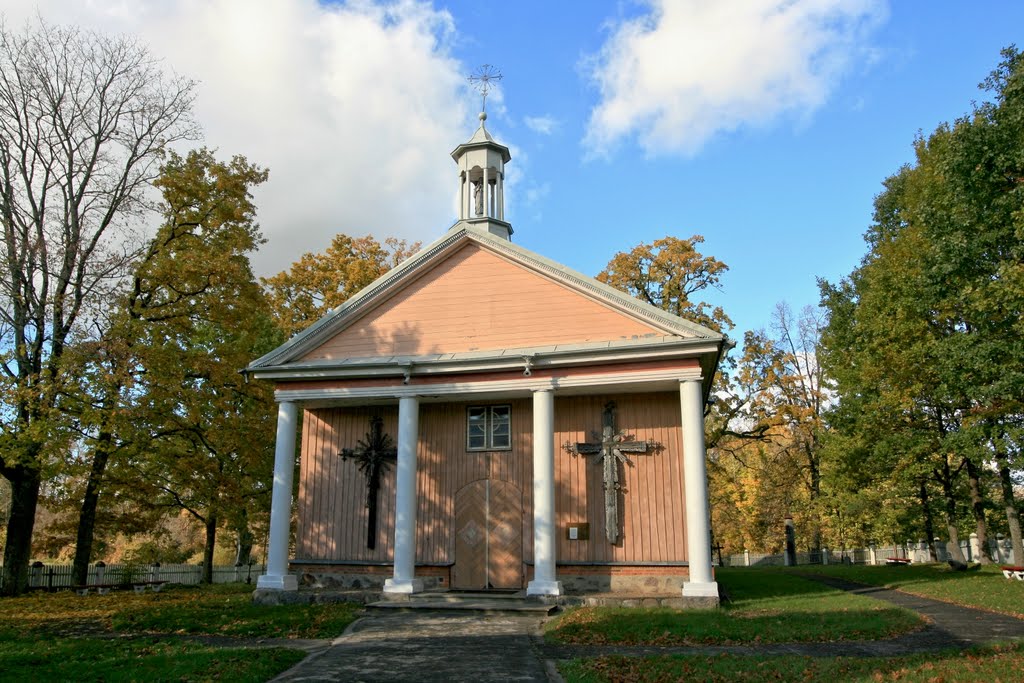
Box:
[452,479,523,590]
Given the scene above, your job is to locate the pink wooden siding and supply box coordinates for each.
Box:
[554,393,687,563]
[301,243,663,361]
[295,392,688,565]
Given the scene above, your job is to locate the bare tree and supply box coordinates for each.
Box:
[0,19,197,595]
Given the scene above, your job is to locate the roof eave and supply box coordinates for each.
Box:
[248,336,727,382]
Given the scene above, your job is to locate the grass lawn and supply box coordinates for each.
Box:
[0,583,362,638]
[546,568,922,646]
[795,563,1024,618]
[560,642,1024,683]
[0,583,363,682]
[0,636,306,683]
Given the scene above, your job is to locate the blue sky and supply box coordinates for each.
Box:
[5,1,1023,339]
[450,1,1024,338]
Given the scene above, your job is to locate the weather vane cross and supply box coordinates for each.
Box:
[468,64,502,113]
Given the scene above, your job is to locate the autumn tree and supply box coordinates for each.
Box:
[0,20,197,594]
[56,149,273,585]
[711,304,830,553]
[122,149,278,584]
[597,235,732,332]
[263,234,419,337]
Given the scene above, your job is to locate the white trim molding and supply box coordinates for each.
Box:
[274,367,704,404]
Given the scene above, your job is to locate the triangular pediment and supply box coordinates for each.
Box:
[249,225,725,371]
[301,242,665,362]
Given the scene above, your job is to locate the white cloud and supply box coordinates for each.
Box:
[583,0,887,157]
[524,115,558,135]
[2,0,472,275]
[524,182,551,206]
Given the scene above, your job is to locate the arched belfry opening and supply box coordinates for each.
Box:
[451,111,513,240]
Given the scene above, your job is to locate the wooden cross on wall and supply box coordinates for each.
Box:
[340,416,397,550]
[565,401,657,544]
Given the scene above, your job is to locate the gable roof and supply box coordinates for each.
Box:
[249,223,728,372]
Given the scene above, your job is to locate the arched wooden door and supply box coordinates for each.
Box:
[452,479,523,590]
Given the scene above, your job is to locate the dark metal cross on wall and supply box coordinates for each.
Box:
[565,401,657,544]
[340,416,397,550]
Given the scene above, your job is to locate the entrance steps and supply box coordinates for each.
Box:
[368,590,558,614]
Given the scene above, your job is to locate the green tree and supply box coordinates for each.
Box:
[0,20,197,595]
[818,44,1024,560]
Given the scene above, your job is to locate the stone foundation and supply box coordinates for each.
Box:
[292,563,448,591]
[279,562,716,607]
[554,564,689,594]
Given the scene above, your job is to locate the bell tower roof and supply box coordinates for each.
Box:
[451,112,511,163]
[451,67,513,240]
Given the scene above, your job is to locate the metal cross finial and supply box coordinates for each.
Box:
[468,64,502,113]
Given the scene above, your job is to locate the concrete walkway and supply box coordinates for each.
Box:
[270,578,1024,682]
[270,611,555,682]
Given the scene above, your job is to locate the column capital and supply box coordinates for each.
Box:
[678,376,703,385]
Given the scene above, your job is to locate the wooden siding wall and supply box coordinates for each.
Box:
[301,244,661,361]
[297,406,401,563]
[554,393,688,563]
[296,392,687,565]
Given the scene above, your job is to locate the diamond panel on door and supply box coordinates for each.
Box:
[453,480,487,589]
[487,480,523,589]
[452,479,523,590]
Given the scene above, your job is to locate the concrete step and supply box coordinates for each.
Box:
[408,590,524,603]
[367,593,557,614]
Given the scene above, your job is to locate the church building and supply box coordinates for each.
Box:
[250,109,729,603]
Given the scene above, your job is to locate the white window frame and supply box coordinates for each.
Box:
[466,404,511,451]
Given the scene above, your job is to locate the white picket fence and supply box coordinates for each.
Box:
[4,562,265,591]
[724,535,1020,568]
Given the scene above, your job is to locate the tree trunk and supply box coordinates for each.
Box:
[937,462,967,563]
[997,458,1024,565]
[963,456,991,563]
[989,431,1024,565]
[234,514,254,567]
[202,513,217,584]
[920,480,937,561]
[807,445,822,554]
[1,467,42,596]
[71,429,114,585]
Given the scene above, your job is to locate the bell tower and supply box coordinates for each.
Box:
[452,65,513,240]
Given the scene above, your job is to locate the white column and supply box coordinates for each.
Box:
[481,166,490,217]
[527,388,562,596]
[458,171,465,220]
[680,379,718,598]
[257,401,299,591]
[384,396,424,594]
[497,172,504,220]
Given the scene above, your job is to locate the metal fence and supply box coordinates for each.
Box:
[722,536,1019,568]
[0,562,265,591]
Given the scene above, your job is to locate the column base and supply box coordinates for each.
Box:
[383,577,424,594]
[526,579,563,597]
[682,581,719,598]
[256,573,298,591]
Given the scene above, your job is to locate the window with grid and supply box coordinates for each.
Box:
[466,405,511,451]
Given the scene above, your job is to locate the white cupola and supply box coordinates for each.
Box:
[451,111,513,240]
